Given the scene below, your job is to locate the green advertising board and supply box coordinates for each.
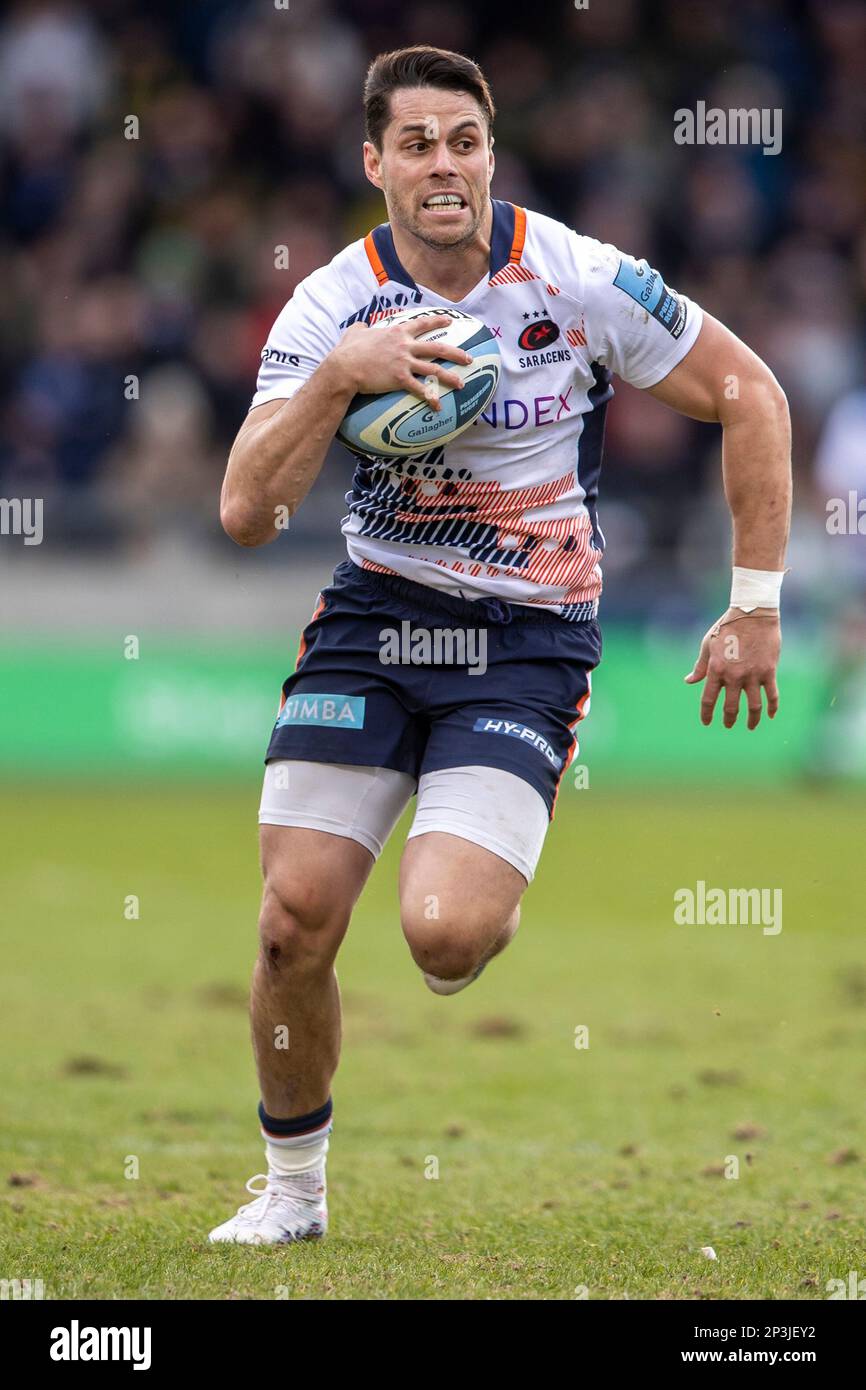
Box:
[0,629,858,783]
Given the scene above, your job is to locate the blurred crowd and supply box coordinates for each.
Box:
[0,0,863,616]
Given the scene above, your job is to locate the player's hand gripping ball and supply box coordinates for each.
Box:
[337,306,501,458]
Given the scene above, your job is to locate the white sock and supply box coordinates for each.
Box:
[264,1126,330,1177]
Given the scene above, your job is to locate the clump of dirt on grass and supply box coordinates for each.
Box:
[62,1055,127,1079]
[469,1015,525,1039]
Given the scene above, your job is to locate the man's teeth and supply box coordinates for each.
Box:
[425,195,463,207]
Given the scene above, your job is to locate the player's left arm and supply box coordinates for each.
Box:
[647,313,792,730]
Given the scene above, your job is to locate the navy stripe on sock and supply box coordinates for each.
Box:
[258,1098,332,1138]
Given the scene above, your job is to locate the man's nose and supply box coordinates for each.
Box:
[427,142,458,177]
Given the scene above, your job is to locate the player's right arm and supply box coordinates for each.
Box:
[220,312,469,547]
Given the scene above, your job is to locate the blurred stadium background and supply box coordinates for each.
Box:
[2,0,866,1303]
[0,0,864,780]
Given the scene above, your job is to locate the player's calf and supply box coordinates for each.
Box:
[252,825,370,1117]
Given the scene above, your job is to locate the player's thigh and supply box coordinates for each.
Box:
[399,831,526,941]
[398,765,549,938]
[259,760,415,947]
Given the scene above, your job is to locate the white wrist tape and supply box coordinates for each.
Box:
[730,566,784,612]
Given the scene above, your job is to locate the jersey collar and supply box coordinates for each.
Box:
[364,199,526,292]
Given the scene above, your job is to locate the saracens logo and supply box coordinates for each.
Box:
[517,318,560,351]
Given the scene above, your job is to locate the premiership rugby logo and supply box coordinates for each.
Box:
[517,318,560,351]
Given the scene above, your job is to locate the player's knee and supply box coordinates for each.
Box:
[400,906,487,981]
[258,875,348,973]
[407,929,482,982]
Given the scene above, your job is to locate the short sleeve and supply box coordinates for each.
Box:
[577,237,704,389]
[250,267,345,410]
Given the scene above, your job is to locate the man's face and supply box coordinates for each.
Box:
[364,86,494,250]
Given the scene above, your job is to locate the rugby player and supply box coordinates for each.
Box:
[209,46,791,1244]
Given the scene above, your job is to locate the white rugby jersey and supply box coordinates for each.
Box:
[252,201,703,619]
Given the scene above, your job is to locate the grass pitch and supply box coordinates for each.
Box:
[1,781,864,1300]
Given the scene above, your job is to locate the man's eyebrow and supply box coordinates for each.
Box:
[397,118,483,138]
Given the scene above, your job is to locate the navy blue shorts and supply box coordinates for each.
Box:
[265,560,602,816]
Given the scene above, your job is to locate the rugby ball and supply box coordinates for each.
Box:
[337,306,500,457]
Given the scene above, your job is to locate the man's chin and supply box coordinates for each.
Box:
[411,217,479,251]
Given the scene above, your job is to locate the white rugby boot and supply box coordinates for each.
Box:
[208,1167,327,1245]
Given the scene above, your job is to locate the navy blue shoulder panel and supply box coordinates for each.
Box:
[370,224,417,290]
[488,199,517,278]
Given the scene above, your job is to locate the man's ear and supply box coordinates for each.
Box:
[363,140,384,191]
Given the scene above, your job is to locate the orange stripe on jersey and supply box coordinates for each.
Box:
[510,205,527,263]
[364,231,389,286]
[292,594,326,676]
[550,675,593,820]
[488,263,538,286]
[280,594,326,710]
[360,557,400,577]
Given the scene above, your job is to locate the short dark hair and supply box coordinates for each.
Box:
[363,45,495,150]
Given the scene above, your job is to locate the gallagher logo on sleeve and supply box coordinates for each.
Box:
[613,257,687,338]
